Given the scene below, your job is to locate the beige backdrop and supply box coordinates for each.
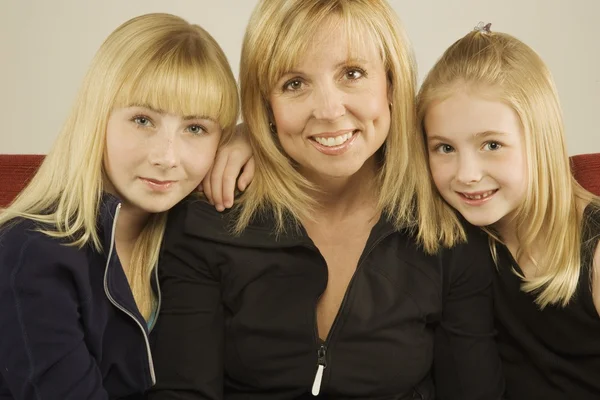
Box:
[1,0,598,155]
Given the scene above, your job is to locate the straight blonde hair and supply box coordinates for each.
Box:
[237,0,464,253]
[418,28,599,307]
[0,13,239,318]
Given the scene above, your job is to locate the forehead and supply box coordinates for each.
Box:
[298,20,382,67]
[425,90,522,140]
[268,15,385,85]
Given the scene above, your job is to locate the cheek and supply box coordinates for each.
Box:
[348,87,390,124]
[182,138,221,179]
[271,101,305,138]
[428,157,451,189]
[104,126,145,167]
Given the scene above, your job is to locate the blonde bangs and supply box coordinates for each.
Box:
[114,40,238,135]
[262,2,385,94]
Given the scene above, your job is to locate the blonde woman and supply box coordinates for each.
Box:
[0,13,238,399]
[149,1,504,399]
[419,23,600,399]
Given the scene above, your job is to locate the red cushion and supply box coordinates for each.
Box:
[0,153,598,209]
[570,153,600,196]
[0,154,45,208]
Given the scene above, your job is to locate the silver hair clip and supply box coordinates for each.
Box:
[474,21,492,34]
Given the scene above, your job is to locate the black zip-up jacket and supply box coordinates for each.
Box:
[0,195,158,399]
[148,199,504,400]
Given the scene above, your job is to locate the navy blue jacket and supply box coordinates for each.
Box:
[0,195,158,399]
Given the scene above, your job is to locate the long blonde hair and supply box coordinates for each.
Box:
[418,28,599,307]
[237,0,463,253]
[0,13,239,317]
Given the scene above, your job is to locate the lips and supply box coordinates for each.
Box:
[140,177,177,191]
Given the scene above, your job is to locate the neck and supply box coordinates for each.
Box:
[300,157,379,224]
[115,203,150,246]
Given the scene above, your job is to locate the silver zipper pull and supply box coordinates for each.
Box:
[311,344,327,396]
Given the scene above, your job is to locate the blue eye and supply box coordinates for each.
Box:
[484,141,502,151]
[436,144,455,154]
[133,116,153,127]
[188,124,207,135]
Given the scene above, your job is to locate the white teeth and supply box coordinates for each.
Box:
[463,190,495,200]
[314,132,353,147]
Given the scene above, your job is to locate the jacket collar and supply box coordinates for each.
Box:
[98,192,122,248]
[182,198,398,250]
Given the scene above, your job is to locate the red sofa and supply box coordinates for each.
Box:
[1,153,599,208]
[1,154,45,208]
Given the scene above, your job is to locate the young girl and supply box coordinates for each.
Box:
[0,13,238,399]
[418,23,600,399]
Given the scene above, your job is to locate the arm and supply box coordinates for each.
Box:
[201,122,255,212]
[147,203,224,399]
[434,229,505,400]
[0,235,109,400]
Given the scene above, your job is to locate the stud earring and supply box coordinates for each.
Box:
[269,122,277,133]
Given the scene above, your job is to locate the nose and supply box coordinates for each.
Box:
[455,153,483,185]
[312,83,345,121]
[148,129,178,169]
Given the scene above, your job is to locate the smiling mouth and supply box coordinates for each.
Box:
[140,178,177,190]
[311,130,356,147]
[459,189,498,200]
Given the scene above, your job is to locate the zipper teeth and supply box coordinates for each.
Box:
[321,228,394,343]
[309,227,395,392]
[103,203,156,385]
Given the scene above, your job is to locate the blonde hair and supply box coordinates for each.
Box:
[236,0,463,253]
[417,28,599,307]
[0,13,239,318]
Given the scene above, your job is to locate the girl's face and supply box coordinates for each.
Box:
[425,90,528,231]
[103,105,222,215]
[268,20,391,182]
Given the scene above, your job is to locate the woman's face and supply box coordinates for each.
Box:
[103,105,222,215]
[269,20,391,182]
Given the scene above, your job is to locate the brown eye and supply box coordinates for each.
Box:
[284,79,303,91]
[346,69,363,79]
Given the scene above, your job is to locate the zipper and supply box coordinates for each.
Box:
[412,388,424,399]
[103,203,156,385]
[311,344,327,396]
[148,261,162,332]
[309,227,395,396]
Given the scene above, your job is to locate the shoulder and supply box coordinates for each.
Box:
[0,218,87,284]
[439,223,494,285]
[165,195,292,249]
[165,196,234,243]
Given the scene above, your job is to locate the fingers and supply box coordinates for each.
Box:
[237,157,255,192]
[202,166,214,205]
[221,160,241,210]
[209,152,229,212]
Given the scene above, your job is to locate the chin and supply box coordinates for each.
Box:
[315,162,365,179]
[460,213,501,228]
[133,198,179,215]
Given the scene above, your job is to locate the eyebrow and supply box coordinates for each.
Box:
[335,57,369,68]
[427,130,508,142]
[128,104,217,122]
[281,58,371,77]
